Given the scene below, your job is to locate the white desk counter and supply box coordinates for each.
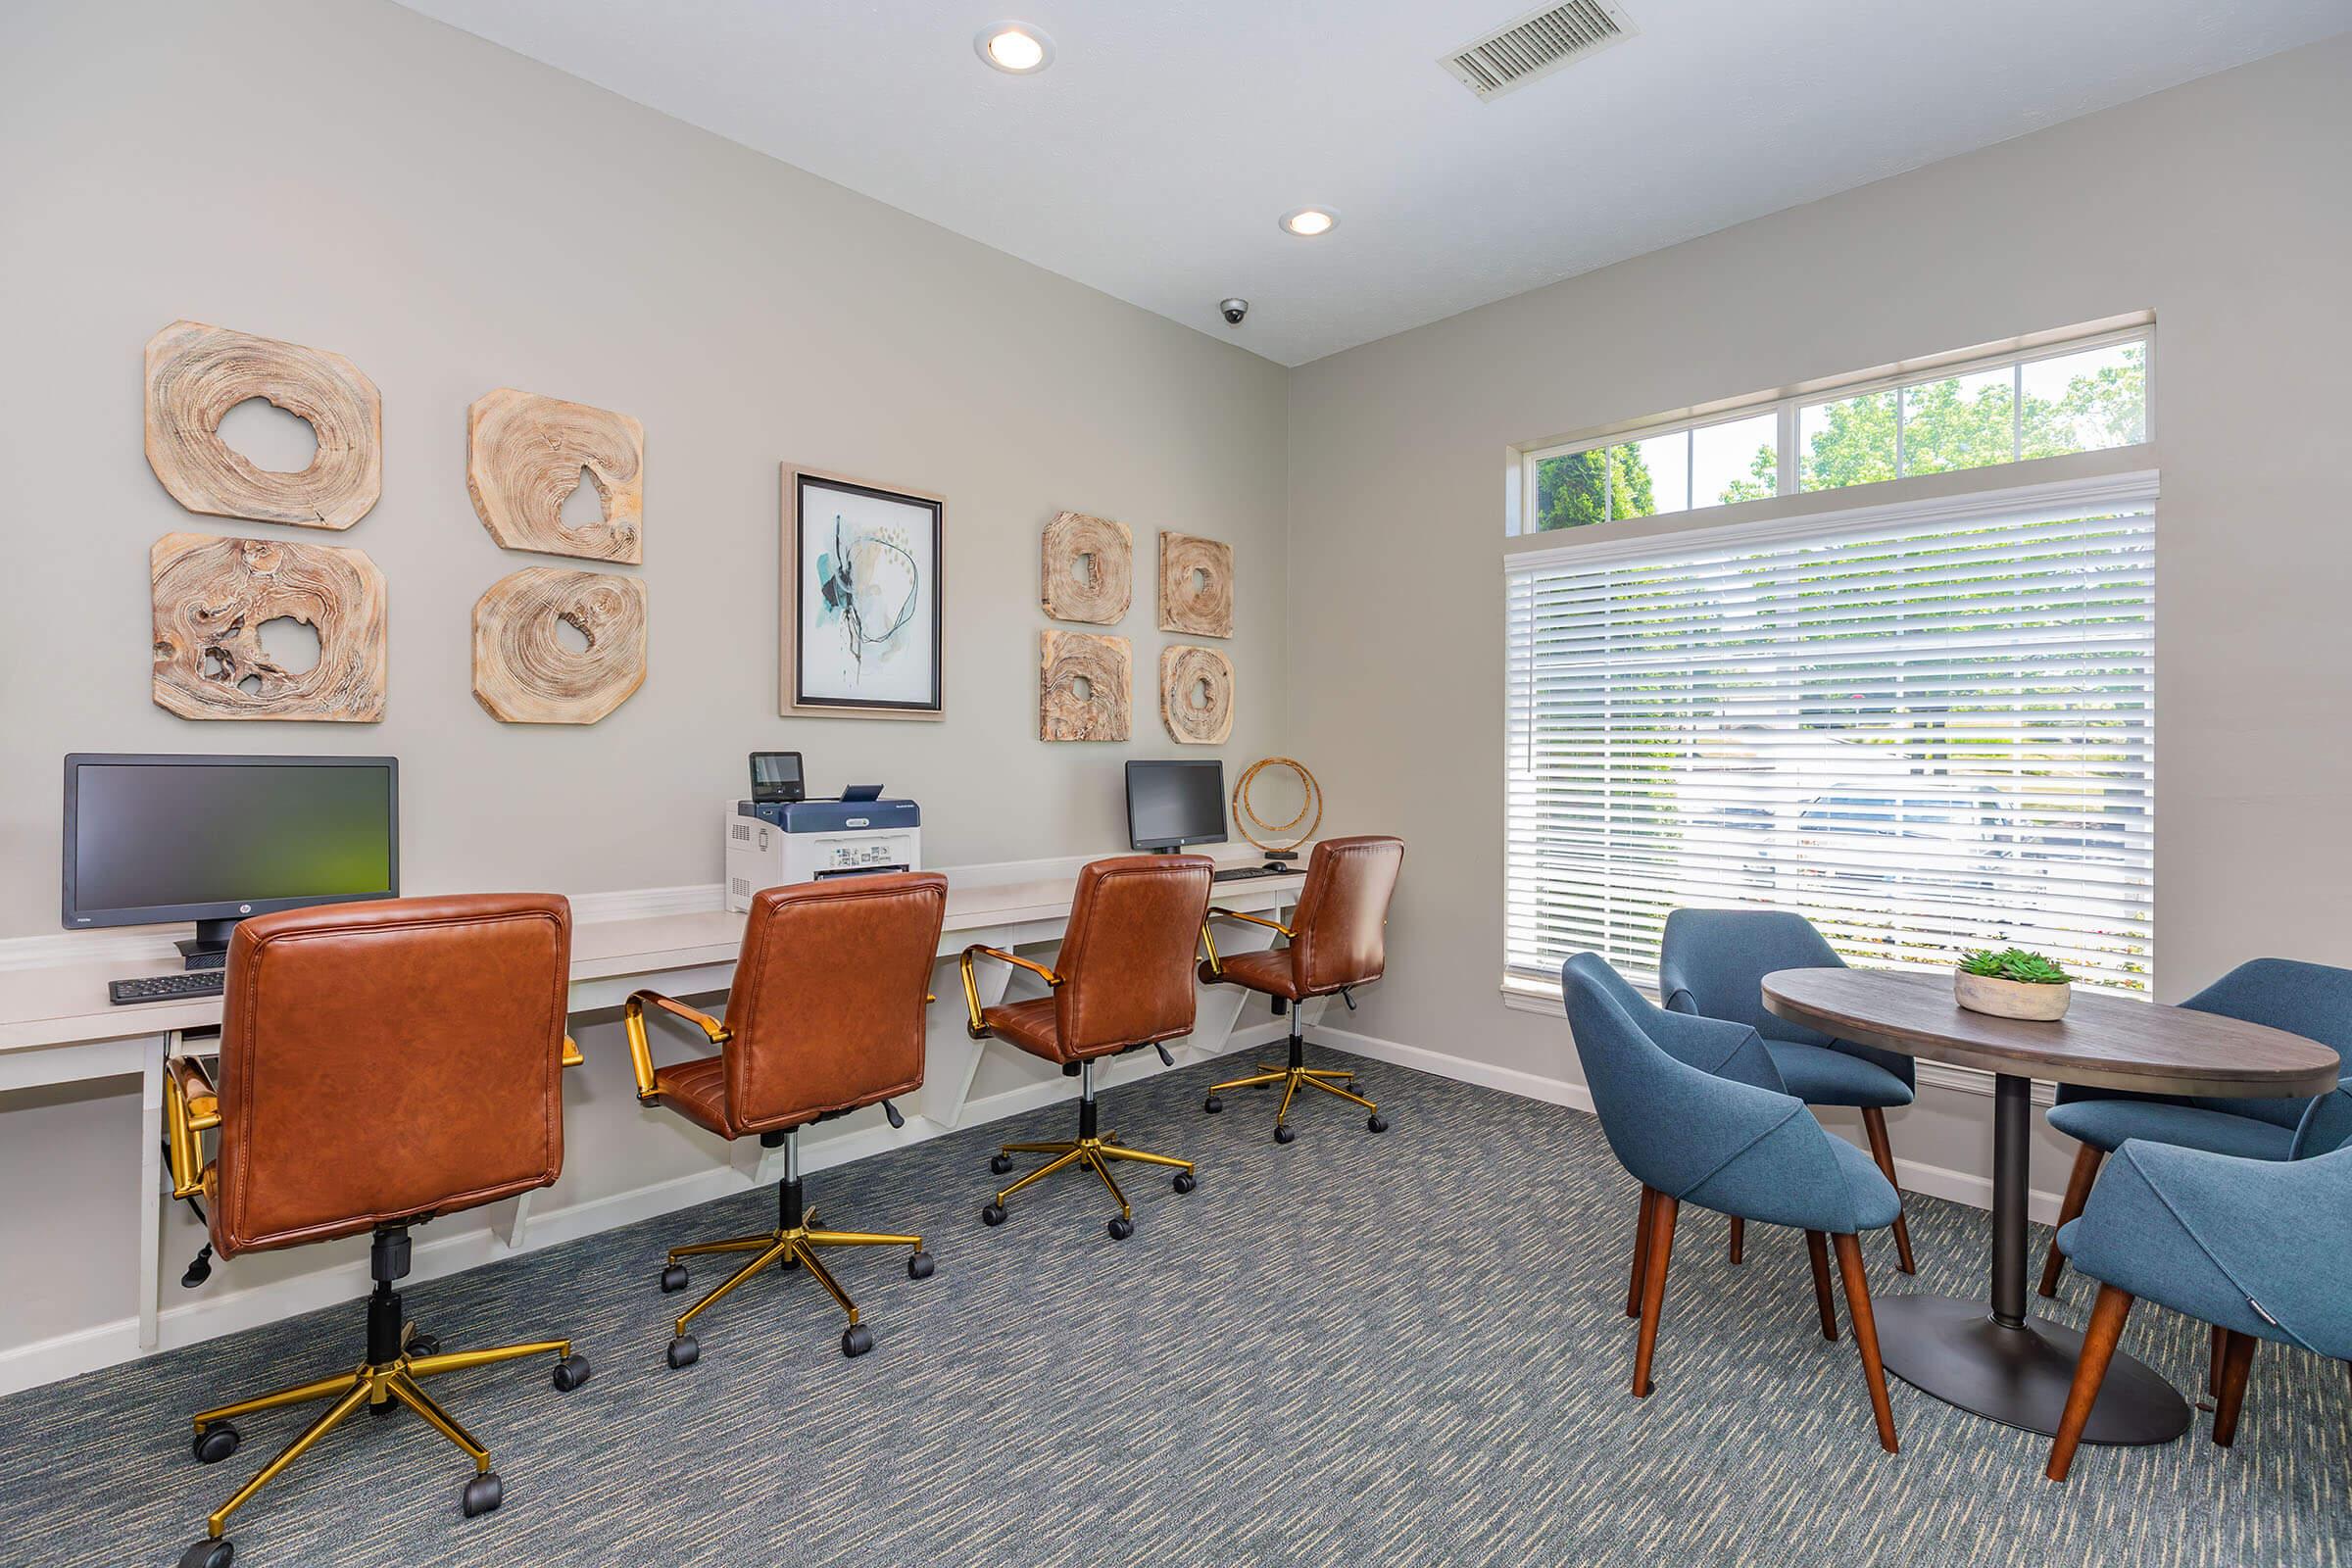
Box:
[0,851,1317,1394]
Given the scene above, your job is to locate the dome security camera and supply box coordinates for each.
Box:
[1219,298,1249,326]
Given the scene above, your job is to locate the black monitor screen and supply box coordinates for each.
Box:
[1126,760,1226,852]
[65,756,397,924]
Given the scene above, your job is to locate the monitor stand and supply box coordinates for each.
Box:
[175,917,240,971]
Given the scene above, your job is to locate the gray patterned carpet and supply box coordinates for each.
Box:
[5,1045,2348,1567]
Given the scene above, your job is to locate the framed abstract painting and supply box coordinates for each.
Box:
[781,466,945,719]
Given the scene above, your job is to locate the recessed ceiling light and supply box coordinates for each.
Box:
[1280,208,1339,238]
[975,23,1053,74]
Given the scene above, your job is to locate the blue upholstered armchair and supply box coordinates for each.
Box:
[1658,909,1920,1272]
[1561,953,1902,1452]
[2039,958,2352,1299]
[2044,1137,2352,1480]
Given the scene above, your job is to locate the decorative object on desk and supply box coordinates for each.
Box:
[466,388,644,564]
[1158,645,1234,745]
[1040,510,1131,624]
[1157,530,1233,638]
[1232,756,1321,862]
[1038,630,1131,741]
[151,532,387,721]
[472,566,647,724]
[1956,948,2073,1020]
[783,466,944,719]
[144,319,382,530]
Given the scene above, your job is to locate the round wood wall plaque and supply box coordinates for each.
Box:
[144,320,383,530]
[472,567,648,724]
[1159,645,1234,745]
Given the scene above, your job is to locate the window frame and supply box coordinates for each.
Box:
[1513,321,2154,536]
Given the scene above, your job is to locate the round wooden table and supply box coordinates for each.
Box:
[1762,967,2340,1445]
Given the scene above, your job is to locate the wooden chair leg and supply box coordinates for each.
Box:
[2038,1144,2105,1299]
[1859,1107,1915,1274]
[1626,1188,1655,1319]
[2046,1282,2133,1481]
[1804,1231,1838,1341]
[1631,1191,1679,1398]
[2208,1323,2227,1399]
[2212,1331,2258,1447]
[1728,1216,1744,1265]
[1831,1232,1898,1452]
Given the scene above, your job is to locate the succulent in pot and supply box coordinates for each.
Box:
[1955,947,2072,1020]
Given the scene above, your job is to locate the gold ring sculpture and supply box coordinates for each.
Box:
[1232,757,1322,863]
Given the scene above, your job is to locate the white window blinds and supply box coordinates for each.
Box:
[1504,475,2156,993]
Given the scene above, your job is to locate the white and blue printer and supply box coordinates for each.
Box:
[723,755,921,911]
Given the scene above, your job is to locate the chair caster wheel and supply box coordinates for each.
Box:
[1203,1095,1223,1113]
[1172,1171,1197,1195]
[1107,1215,1135,1241]
[178,1538,234,1568]
[461,1472,503,1518]
[1274,1123,1298,1144]
[842,1324,874,1358]
[552,1354,591,1393]
[990,1153,1014,1175]
[1367,1113,1389,1134]
[191,1424,240,1465]
[665,1335,700,1369]
[981,1203,1006,1227]
[659,1263,689,1294]
[405,1334,440,1358]
[906,1250,935,1280]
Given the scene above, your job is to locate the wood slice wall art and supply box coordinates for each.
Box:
[1040,510,1132,624]
[467,388,645,564]
[145,320,383,530]
[1038,630,1131,742]
[151,532,387,721]
[472,567,648,724]
[1157,531,1233,638]
[1159,645,1235,746]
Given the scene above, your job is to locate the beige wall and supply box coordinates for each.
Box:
[1284,36,2352,1196]
[0,0,1290,942]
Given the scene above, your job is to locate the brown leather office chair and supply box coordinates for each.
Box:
[162,895,589,1568]
[1199,835,1404,1141]
[627,872,948,1368]
[961,855,1212,1240]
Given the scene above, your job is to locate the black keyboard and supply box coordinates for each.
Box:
[1211,865,1291,882]
[109,970,226,1006]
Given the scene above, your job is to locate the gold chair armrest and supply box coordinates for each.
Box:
[958,945,1062,1039]
[622,990,731,1103]
[1208,906,1294,939]
[1198,920,1223,977]
[561,1035,585,1068]
[164,1054,220,1200]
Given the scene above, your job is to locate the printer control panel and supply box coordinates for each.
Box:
[814,836,909,875]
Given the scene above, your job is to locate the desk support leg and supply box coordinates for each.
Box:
[1989,1072,2029,1330]
[139,1035,167,1351]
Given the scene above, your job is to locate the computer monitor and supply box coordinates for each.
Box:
[1125,759,1226,853]
[63,754,400,968]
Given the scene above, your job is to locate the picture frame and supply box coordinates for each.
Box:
[781,466,945,719]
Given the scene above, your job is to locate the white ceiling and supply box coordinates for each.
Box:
[395,0,2350,367]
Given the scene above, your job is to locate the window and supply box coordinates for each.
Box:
[1503,474,2155,993]
[1521,328,2148,532]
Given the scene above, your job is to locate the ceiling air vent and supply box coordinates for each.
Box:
[1442,1,1637,102]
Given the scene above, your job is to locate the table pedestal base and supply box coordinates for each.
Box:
[1875,1294,2191,1445]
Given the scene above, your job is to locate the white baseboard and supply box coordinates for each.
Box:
[0,1018,1292,1396]
[1309,1024,2063,1225]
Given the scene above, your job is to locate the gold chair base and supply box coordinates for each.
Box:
[189,1327,572,1540]
[989,1133,1195,1222]
[664,1209,925,1348]
[1210,1059,1379,1133]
